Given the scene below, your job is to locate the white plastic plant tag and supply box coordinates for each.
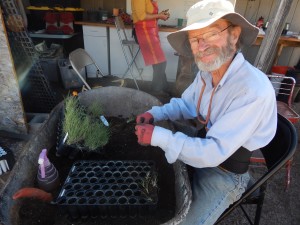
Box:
[100,115,109,127]
[0,147,7,157]
[0,160,7,173]
[62,132,69,144]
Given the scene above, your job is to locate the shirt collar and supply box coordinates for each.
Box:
[218,52,245,87]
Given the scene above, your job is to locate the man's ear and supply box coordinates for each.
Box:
[231,26,241,43]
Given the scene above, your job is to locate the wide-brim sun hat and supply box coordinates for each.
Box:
[167,0,259,57]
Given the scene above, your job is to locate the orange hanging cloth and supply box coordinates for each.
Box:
[134,1,166,66]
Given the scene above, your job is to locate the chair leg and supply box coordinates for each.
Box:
[240,205,254,225]
[122,47,141,89]
[134,63,143,80]
[132,51,143,81]
[129,58,140,90]
[240,195,264,225]
[253,184,266,225]
[126,48,140,76]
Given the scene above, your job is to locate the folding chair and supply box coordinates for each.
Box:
[114,16,143,90]
[250,74,299,189]
[69,48,124,90]
[216,113,298,225]
[268,74,300,124]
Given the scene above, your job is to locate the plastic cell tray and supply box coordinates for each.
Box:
[56,160,158,219]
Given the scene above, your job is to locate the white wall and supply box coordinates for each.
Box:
[127,0,300,68]
[126,0,199,26]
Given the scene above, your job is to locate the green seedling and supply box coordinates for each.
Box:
[139,171,158,202]
[126,116,135,124]
[62,96,110,151]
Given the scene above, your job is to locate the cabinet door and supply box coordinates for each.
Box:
[83,26,108,77]
[83,25,107,36]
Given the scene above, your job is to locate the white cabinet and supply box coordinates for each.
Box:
[82,25,109,77]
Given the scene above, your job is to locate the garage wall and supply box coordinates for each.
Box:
[126,0,300,67]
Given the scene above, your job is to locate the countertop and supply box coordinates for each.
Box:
[75,20,180,32]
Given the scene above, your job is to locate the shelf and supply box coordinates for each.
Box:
[29,32,79,39]
[26,6,84,11]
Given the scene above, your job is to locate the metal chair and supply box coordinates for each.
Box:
[114,16,143,90]
[250,74,299,189]
[268,74,299,123]
[216,113,298,225]
[69,48,124,90]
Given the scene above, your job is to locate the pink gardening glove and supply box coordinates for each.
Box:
[136,112,154,124]
[135,124,154,146]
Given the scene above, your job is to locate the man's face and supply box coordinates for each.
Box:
[188,19,240,72]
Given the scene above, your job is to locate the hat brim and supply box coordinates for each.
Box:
[167,12,259,57]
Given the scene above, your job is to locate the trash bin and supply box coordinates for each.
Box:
[58,58,86,89]
[35,41,64,82]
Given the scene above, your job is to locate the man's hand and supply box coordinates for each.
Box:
[135,124,154,146]
[136,112,154,124]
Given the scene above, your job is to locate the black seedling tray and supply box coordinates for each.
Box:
[55,160,158,219]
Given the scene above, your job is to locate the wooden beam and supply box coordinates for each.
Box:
[0,7,28,134]
[254,0,293,73]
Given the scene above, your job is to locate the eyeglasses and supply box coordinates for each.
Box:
[189,25,232,45]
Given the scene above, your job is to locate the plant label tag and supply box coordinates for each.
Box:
[100,115,109,127]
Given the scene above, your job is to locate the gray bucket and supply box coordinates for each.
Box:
[0,87,191,225]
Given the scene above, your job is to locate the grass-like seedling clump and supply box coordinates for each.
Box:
[139,171,158,202]
[88,101,104,117]
[62,96,109,151]
[84,120,109,150]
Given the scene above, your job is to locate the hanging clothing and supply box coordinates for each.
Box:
[132,0,166,66]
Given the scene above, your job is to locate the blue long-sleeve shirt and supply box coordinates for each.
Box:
[148,53,277,168]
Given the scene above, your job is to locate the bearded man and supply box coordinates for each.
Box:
[135,1,277,224]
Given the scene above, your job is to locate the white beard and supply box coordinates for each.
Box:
[195,36,236,72]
